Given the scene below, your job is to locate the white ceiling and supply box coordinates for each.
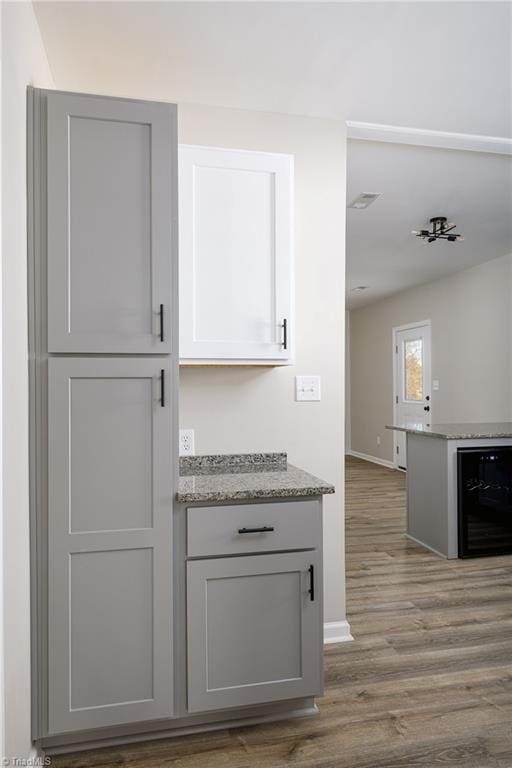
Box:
[346,139,512,308]
[34,2,511,136]
[33,1,512,308]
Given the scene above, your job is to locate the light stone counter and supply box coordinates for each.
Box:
[177,452,335,503]
[387,421,512,440]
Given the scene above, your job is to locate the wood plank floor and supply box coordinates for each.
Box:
[53,457,512,767]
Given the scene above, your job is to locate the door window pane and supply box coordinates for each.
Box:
[404,339,423,401]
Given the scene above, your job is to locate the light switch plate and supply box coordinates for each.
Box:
[179,429,195,456]
[433,379,440,391]
[295,375,321,401]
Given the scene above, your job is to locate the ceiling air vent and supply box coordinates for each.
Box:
[348,193,381,210]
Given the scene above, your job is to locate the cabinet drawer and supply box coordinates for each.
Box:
[187,500,320,557]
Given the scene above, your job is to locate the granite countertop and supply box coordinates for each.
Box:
[386,422,512,440]
[177,452,335,503]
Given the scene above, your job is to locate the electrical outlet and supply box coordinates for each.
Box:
[179,429,195,456]
[295,376,321,402]
[433,379,440,391]
[377,436,381,446]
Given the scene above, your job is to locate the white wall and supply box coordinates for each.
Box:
[1,2,54,758]
[178,104,346,625]
[350,253,512,463]
[345,310,351,453]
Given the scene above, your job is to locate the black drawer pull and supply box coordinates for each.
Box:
[237,526,275,534]
[308,564,315,601]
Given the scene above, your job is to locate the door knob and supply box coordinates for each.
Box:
[424,405,430,412]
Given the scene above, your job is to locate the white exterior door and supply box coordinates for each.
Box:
[394,322,431,469]
[179,145,293,364]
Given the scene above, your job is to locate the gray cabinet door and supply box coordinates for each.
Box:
[47,358,174,734]
[46,91,176,353]
[187,551,322,713]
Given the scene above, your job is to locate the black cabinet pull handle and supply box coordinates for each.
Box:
[237,526,275,534]
[424,405,430,412]
[160,369,165,407]
[159,304,164,342]
[308,564,315,601]
[282,318,288,350]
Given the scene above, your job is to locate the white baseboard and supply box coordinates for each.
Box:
[324,620,353,644]
[347,449,395,470]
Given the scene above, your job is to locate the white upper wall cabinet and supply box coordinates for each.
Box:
[179,145,293,364]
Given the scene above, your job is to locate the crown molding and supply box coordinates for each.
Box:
[346,121,512,156]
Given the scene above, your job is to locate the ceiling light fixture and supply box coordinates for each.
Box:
[349,193,381,210]
[412,216,464,243]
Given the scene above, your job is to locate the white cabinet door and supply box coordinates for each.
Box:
[179,145,293,363]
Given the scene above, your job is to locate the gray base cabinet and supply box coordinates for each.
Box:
[187,550,322,713]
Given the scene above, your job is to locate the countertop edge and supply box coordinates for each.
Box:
[176,486,335,504]
[386,424,512,440]
[385,425,449,439]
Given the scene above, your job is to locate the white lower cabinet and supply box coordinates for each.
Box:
[187,550,322,713]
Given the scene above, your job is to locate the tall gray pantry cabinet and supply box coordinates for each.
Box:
[29,88,326,755]
[28,89,178,738]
